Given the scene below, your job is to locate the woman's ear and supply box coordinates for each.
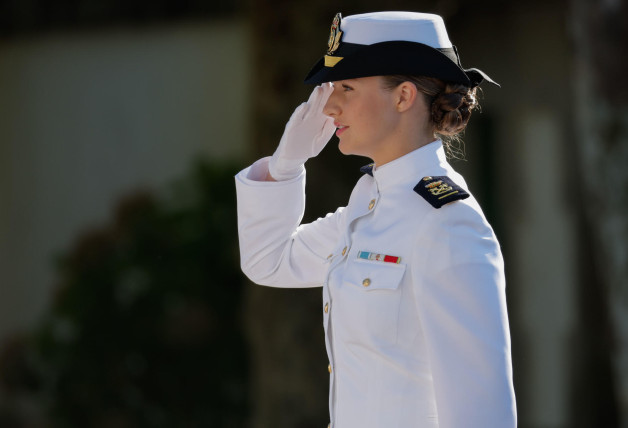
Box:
[396,81,418,113]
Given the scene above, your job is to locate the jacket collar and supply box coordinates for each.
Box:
[359,163,375,176]
[360,140,448,190]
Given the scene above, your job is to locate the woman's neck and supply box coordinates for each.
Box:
[371,128,436,166]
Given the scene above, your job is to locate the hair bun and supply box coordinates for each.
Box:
[434,91,464,112]
[431,85,477,136]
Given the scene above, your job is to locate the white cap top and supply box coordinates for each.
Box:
[341,11,453,49]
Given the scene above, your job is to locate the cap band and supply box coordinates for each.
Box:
[323,41,459,69]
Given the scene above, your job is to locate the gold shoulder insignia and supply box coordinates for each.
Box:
[413,176,469,209]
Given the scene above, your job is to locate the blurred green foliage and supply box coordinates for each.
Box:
[0,161,249,427]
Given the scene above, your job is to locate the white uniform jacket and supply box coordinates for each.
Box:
[235,141,516,428]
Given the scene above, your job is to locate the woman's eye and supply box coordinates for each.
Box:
[342,84,353,92]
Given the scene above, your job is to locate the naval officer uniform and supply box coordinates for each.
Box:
[236,11,516,428]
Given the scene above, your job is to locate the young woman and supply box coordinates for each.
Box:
[235,11,516,428]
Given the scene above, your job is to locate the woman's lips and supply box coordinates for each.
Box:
[335,125,348,137]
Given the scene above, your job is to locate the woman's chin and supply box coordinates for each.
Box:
[337,139,355,156]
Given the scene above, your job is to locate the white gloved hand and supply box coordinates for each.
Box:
[268,82,336,181]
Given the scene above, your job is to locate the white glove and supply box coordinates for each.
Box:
[268,83,336,181]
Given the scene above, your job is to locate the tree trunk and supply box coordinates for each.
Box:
[571,0,628,425]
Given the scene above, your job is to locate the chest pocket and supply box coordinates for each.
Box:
[341,258,406,345]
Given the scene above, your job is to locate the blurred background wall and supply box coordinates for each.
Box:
[0,0,626,427]
[0,19,250,355]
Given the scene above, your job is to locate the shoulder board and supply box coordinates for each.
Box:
[413,176,469,209]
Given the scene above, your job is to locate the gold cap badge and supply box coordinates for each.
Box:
[325,13,344,67]
[327,13,342,55]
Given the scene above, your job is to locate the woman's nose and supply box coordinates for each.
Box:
[323,86,340,117]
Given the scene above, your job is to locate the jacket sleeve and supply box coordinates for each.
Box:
[235,157,343,288]
[412,199,517,428]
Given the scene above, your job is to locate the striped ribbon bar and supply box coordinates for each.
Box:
[358,251,401,264]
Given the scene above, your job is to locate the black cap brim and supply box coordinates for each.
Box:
[304,41,498,87]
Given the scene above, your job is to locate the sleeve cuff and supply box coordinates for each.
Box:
[236,157,305,186]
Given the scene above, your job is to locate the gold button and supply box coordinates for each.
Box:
[324,302,329,313]
[368,199,376,210]
[327,253,333,259]
[341,246,347,256]
[328,364,332,373]
[362,278,371,287]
